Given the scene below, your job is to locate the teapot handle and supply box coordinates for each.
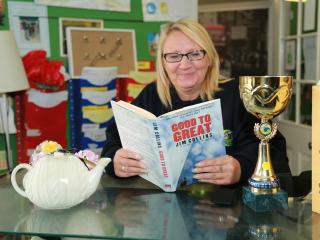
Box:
[11,164,32,198]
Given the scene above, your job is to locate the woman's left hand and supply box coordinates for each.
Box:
[192,155,241,185]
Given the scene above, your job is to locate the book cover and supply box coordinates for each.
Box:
[111,99,226,192]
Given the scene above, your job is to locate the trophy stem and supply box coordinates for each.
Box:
[249,142,280,194]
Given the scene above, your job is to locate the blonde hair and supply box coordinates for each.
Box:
[156,18,220,108]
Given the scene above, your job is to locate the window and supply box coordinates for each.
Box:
[280,0,320,126]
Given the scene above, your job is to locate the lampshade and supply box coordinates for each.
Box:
[0,31,29,93]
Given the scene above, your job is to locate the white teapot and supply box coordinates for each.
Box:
[11,141,111,209]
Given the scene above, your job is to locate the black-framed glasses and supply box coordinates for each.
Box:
[162,50,206,63]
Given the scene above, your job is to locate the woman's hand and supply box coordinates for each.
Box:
[114,148,147,177]
[192,155,241,185]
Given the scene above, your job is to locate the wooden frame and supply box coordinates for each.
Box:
[66,27,137,77]
[59,18,103,57]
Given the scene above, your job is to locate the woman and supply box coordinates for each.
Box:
[101,19,292,187]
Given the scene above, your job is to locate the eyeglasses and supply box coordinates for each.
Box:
[162,50,206,63]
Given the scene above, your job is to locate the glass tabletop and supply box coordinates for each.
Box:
[0,174,317,240]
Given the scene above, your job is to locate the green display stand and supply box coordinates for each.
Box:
[243,186,288,212]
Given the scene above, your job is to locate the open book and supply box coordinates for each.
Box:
[111,99,226,192]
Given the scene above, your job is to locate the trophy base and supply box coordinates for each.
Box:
[242,186,288,212]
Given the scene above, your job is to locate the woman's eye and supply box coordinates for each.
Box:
[190,52,200,57]
[169,54,180,59]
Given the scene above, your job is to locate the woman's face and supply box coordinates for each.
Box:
[162,30,209,99]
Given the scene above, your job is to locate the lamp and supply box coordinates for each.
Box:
[0,31,29,172]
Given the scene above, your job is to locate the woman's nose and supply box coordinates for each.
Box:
[178,55,192,67]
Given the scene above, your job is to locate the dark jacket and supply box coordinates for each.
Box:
[101,78,292,187]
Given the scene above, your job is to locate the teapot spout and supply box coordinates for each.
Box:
[87,158,111,197]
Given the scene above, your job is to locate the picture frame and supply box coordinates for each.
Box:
[285,40,296,71]
[303,0,318,33]
[59,18,104,57]
[8,1,50,56]
[66,27,137,77]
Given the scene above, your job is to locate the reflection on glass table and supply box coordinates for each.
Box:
[0,174,317,240]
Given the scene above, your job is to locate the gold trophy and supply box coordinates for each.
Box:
[239,76,292,212]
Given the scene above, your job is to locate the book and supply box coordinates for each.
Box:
[111,99,226,192]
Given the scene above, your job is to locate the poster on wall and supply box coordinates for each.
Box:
[59,18,103,57]
[303,36,316,80]
[303,0,317,33]
[285,40,296,71]
[142,0,198,22]
[206,25,226,47]
[147,32,159,56]
[8,1,51,56]
[34,0,130,12]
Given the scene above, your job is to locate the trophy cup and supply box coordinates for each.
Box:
[239,76,292,212]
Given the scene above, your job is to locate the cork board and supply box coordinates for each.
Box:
[66,27,137,77]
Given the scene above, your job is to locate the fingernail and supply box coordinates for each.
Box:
[135,153,141,159]
[192,168,198,173]
[195,162,203,167]
[193,174,200,179]
[140,163,146,169]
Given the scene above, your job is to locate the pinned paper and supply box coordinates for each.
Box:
[82,89,116,105]
[83,128,107,142]
[127,83,147,99]
[82,105,113,123]
[81,67,117,86]
[27,89,68,108]
[128,71,156,84]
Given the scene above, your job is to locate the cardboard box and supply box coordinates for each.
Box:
[313,213,320,239]
[312,85,320,214]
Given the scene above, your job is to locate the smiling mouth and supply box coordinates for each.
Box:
[178,72,195,76]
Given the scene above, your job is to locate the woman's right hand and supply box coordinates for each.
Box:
[114,148,147,177]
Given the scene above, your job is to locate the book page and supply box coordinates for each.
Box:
[111,101,164,189]
[160,100,214,117]
[115,100,156,119]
